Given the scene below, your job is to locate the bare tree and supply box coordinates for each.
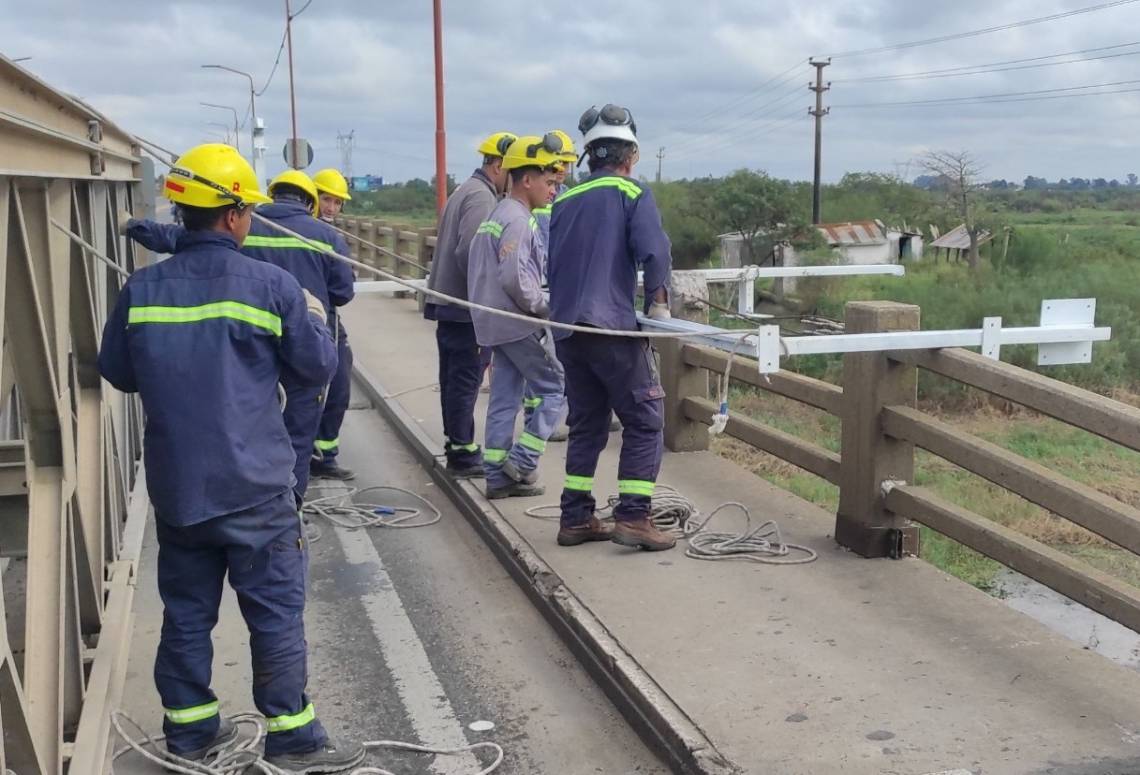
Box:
[920,150,985,269]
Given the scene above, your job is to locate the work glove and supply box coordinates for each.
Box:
[301,288,326,321]
[117,209,133,236]
[647,302,672,321]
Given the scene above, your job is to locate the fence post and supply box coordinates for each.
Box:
[359,218,375,270]
[835,301,921,558]
[416,227,435,313]
[659,339,710,453]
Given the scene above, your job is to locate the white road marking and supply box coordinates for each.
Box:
[334,526,481,774]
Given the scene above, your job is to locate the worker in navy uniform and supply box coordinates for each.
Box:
[309,168,357,481]
[124,169,354,501]
[423,132,517,477]
[547,105,677,552]
[98,143,364,770]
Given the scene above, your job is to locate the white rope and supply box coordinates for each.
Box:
[683,502,818,565]
[524,483,697,537]
[111,710,504,775]
[303,482,442,530]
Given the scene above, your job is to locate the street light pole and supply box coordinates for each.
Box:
[284,0,300,168]
[432,0,447,214]
[207,122,233,146]
[201,102,241,156]
[201,64,262,180]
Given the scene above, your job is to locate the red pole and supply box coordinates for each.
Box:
[285,0,300,168]
[432,0,447,214]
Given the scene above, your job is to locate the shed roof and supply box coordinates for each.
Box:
[929,224,994,250]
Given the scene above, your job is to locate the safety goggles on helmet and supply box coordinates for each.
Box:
[525,132,565,161]
[578,104,637,138]
[167,165,249,209]
[495,134,515,156]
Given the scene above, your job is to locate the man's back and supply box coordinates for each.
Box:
[98,231,336,526]
[425,170,497,320]
[242,202,354,315]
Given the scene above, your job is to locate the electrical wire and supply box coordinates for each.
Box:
[825,0,1140,59]
[303,482,443,529]
[684,502,818,564]
[665,82,806,156]
[833,78,1140,109]
[256,28,289,97]
[833,40,1140,83]
[111,710,504,775]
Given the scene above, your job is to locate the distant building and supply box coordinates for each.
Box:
[718,219,923,269]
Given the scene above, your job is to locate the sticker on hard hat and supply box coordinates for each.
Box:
[164,180,186,193]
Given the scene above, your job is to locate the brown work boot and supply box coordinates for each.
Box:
[557,517,615,546]
[612,518,676,552]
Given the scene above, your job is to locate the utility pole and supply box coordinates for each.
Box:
[284,0,300,168]
[432,0,448,214]
[656,147,665,183]
[809,58,831,225]
[337,130,355,181]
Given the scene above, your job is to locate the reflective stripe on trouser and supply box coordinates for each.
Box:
[484,333,566,490]
[154,491,326,757]
[556,333,664,527]
[436,321,489,466]
[314,324,352,461]
[284,382,325,498]
[523,382,569,426]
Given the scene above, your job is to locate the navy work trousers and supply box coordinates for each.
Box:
[556,333,665,527]
[314,321,352,462]
[284,382,324,498]
[435,320,490,467]
[154,490,327,757]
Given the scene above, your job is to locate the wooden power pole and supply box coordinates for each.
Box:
[809,58,831,225]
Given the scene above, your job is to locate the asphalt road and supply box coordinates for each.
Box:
[114,400,666,774]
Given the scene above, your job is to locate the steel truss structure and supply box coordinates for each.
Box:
[0,56,150,773]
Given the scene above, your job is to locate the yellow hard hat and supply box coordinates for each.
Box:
[548,129,577,163]
[501,134,566,172]
[477,131,518,158]
[268,169,320,215]
[163,143,272,208]
[312,168,352,201]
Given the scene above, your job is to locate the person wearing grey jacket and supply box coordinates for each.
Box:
[423,132,515,477]
[467,135,566,499]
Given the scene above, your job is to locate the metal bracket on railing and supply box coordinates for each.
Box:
[751,298,1110,375]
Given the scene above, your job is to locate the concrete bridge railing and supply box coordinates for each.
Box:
[659,300,1140,631]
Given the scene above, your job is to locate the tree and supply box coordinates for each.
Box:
[711,170,806,266]
[920,150,986,269]
[1128,173,1139,187]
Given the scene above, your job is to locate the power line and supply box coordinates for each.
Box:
[832,78,1140,108]
[292,0,314,18]
[835,41,1140,83]
[666,81,807,155]
[256,27,289,96]
[825,0,1140,59]
[669,108,805,162]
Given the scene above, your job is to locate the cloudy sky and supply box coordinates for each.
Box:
[9,0,1140,184]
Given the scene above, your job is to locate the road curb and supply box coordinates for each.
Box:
[353,364,741,775]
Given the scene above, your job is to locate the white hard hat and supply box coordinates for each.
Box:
[579,104,639,149]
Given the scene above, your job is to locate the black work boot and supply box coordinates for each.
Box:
[487,481,545,500]
[167,718,238,766]
[446,461,485,479]
[557,517,615,546]
[264,739,366,773]
[309,460,356,481]
[501,460,538,485]
[612,517,677,551]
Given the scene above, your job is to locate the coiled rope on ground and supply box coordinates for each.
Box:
[111,711,504,775]
[303,482,442,530]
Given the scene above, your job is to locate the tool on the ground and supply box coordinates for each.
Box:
[303,482,442,529]
[111,709,504,774]
[684,502,818,564]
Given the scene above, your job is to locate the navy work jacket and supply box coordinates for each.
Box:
[97,231,337,526]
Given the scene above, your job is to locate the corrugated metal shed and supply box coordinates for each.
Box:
[930,224,993,250]
[816,221,887,246]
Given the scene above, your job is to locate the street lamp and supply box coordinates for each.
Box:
[200,64,263,180]
[206,122,233,147]
[201,102,241,156]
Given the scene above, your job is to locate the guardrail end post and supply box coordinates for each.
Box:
[835,301,921,558]
[659,340,710,453]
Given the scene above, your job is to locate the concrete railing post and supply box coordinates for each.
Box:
[659,339,710,453]
[835,301,921,558]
